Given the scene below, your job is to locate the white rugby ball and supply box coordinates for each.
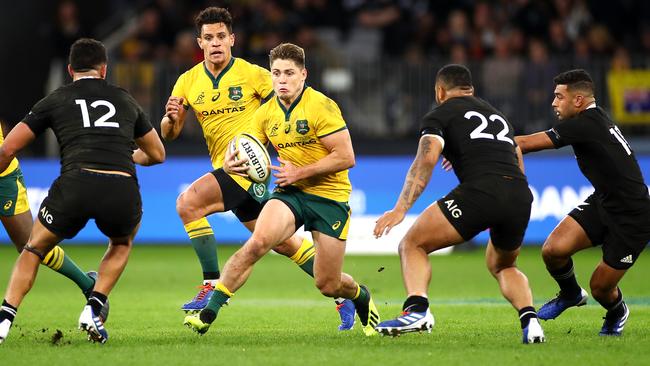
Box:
[229,133,271,183]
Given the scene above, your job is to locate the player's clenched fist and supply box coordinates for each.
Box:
[165,96,185,121]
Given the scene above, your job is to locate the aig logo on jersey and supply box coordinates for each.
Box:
[444,199,462,218]
[40,206,54,224]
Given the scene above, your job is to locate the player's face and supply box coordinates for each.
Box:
[551,84,576,120]
[197,23,234,67]
[271,59,307,104]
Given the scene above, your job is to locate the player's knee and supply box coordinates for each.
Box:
[541,240,564,260]
[245,235,274,259]
[589,280,614,302]
[176,192,198,222]
[397,237,418,256]
[315,277,340,297]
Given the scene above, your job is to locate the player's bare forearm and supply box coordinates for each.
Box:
[394,136,441,213]
[160,115,181,141]
[134,129,165,166]
[514,132,554,154]
[0,122,35,172]
[515,146,525,174]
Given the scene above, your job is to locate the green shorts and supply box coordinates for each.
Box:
[0,167,30,216]
[271,186,351,240]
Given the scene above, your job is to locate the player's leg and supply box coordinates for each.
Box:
[376,202,461,336]
[176,172,227,311]
[0,220,62,344]
[485,241,544,343]
[589,261,629,336]
[184,199,297,334]
[538,215,594,320]
[0,171,94,296]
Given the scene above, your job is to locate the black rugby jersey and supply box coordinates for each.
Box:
[23,78,153,176]
[546,106,650,216]
[420,96,525,182]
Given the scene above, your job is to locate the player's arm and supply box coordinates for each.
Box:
[515,132,555,154]
[515,145,525,174]
[374,135,442,238]
[133,129,165,166]
[272,128,354,187]
[160,96,188,141]
[0,122,36,172]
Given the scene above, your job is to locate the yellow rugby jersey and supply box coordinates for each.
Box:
[171,57,273,188]
[0,129,19,177]
[252,87,351,202]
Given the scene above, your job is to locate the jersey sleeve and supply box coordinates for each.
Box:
[22,95,56,136]
[315,97,347,138]
[252,64,274,103]
[546,117,590,148]
[419,109,446,139]
[170,72,190,110]
[133,105,154,139]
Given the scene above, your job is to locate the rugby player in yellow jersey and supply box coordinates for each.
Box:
[161,7,354,328]
[0,128,102,312]
[184,43,380,336]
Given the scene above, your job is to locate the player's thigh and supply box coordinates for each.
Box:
[27,219,64,256]
[403,201,464,254]
[249,198,297,250]
[543,215,594,258]
[0,211,33,249]
[176,172,226,218]
[311,231,346,282]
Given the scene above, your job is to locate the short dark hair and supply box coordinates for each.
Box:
[195,7,232,36]
[553,69,594,95]
[436,64,473,89]
[269,43,305,69]
[69,38,107,72]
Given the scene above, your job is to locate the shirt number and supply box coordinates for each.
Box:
[609,126,631,155]
[465,111,514,145]
[75,99,119,128]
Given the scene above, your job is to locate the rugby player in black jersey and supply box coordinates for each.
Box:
[516,69,650,336]
[0,38,165,344]
[373,64,545,343]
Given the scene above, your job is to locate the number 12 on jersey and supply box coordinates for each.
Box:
[75,99,119,128]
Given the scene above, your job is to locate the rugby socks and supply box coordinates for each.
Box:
[403,295,429,313]
[598,287,626,320]
[41,246,95,294]
[201,282,233,324]
[548,258,581,298]
[0,300,17,323]
[518,306,538,329]
[184,218,220,280]
[289,237,316,277]
[87,292,107,317]
[352,284,371,325]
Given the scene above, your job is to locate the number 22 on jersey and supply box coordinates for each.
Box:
[465,110,513,145]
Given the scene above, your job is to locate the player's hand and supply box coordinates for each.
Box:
[373,208,406,238]
[271,157,303,187]
[165,96,184,122]
[441,157,453,172]
[223,140,249,177]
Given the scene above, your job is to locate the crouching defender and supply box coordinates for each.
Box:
[373,64,545,344]
[0,38,165,344]
[183,43,380,336]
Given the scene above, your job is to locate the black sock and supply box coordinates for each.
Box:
[402,296,429,313]
[87,291,108,316]
[518,306,538,329]
[200,308,216,324]
[548,258,581,298]
[0,300,17,322]
[598,288,625,319]
[203,272,220,281]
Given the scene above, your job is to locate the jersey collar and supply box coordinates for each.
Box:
[277,85,308,121]
[203,57,235,89]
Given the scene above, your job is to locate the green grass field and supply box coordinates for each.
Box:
[1,244,649,365]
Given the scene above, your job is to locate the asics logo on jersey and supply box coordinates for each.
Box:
[200,106,246,116]
[212,92,220,102]
[332,221,341,230]
[620,255,634,264]
[444,199,462,218]
[3,200,12,210]
[40,206,54,224]
[194,92,205,105]
[284,123,291,134]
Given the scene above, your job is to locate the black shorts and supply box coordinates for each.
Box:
[569,193,650,270]
[211,168,264,222]
[38,169,142,239]
[439,176,533,251]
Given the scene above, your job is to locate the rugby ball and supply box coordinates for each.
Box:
[229,133,271,183]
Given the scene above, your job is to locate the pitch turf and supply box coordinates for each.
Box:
[0,244,649,365]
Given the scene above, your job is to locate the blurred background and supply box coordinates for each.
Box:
[0,0,648,247]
